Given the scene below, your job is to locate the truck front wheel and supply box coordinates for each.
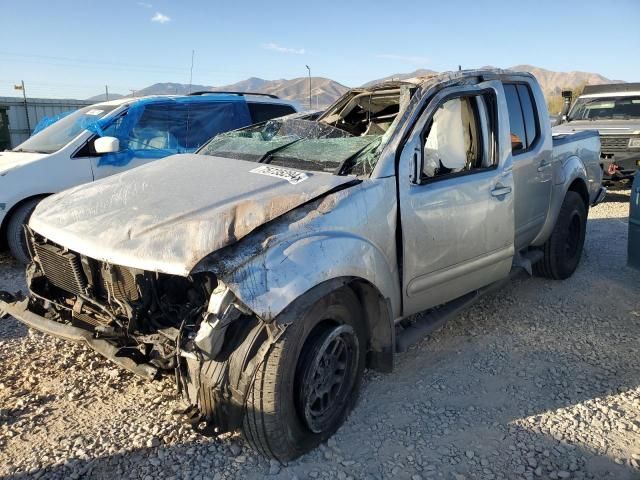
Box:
[534,191,587,280]
[242,288,366,461]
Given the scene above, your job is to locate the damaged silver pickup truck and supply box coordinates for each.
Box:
[0,70,605,461]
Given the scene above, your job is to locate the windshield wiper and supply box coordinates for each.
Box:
[334,142,376,176]
[259,138,302,164]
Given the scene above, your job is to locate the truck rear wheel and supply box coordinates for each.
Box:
[7,198,41,264]
[242,288,366,461]
[533,191,587,280]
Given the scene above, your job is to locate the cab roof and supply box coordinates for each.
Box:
[92,93,299,110]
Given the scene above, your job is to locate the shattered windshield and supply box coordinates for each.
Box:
[568,95,640,120]
[14,105,117,154]
[199,118,382,176]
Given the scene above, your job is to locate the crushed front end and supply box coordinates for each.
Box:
[0,227,273,435]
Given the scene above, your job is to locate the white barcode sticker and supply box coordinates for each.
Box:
[250,165,309,184]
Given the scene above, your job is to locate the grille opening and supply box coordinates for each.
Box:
[30,234,141,306]
[600,136,631,153]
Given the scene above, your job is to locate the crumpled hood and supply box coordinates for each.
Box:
[0,151,48,175]
[30,154,355,275]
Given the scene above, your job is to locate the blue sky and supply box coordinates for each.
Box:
[1,0,638,98]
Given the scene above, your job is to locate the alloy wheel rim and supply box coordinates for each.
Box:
[298,324,359,434]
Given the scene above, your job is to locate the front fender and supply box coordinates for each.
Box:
[219,232,401,323]
[531,155,588,246]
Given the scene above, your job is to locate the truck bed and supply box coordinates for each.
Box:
[552,129,602,202]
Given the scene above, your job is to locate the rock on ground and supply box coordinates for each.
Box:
[0,191,638,480]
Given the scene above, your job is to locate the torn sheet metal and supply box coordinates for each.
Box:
[29,154,356,276]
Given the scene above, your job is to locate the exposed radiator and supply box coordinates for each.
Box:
[31,236,140,305]
[100,264,140,303]
[33,242,87,296]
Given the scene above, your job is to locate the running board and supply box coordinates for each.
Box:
[395,291,478,353]
[395,268,526,353]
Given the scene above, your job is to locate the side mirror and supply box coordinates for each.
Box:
[94,136,120,154]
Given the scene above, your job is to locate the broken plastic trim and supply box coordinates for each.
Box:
[194,285,249,359]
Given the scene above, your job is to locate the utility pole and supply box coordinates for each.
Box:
[14,80,30,133]
[305,65,311,111]
[189,50,195,94]
[105,85,109,101]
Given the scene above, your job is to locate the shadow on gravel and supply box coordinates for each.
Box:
[1,394,57,428]
[602,191,631,204]
[0,318,28,340]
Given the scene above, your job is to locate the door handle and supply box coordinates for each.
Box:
[537,160,552,172]
[491,186,512,197]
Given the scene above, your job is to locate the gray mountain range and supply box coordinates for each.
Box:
[88,65,624,107]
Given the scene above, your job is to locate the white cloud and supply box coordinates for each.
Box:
[377,54,429,64]
[137,1,152,8]
[262,42,305,55]
[151,12,171,23]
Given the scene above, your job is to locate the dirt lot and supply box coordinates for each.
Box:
[0,192,639,480]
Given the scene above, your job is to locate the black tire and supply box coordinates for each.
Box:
[533,191,587,280]
[242,287,366,461]
[6,198,41,264]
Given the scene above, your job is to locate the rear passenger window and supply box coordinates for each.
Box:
[516,84,538,149]
[504,83,539,153]
[504,84,527,153]
[248,103,296,123]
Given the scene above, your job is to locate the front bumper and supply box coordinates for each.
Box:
[0,294,158,380]
[601,151,640,181]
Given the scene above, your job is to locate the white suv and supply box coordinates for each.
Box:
[0,92,299,262]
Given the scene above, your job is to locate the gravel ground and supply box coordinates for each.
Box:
[0,191,639,480]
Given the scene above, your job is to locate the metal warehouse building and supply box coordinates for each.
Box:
[0,97,92,150]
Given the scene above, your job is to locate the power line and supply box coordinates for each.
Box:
[0,51,281,78]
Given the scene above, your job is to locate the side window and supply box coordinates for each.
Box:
[127,105,176,152]
[421,95,490,180]
[248,102,296,123]
[74,115,125,157]
[516,84,538,149]
[503,84,527,153]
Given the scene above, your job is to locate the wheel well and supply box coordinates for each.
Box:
[348,280,394,373]
[568,179,589,209]
[0,194,50,250]
[272,277,395,373]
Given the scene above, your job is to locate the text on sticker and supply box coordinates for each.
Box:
[250,165,309,184]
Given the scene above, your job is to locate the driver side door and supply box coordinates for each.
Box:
[398,80,515,316]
